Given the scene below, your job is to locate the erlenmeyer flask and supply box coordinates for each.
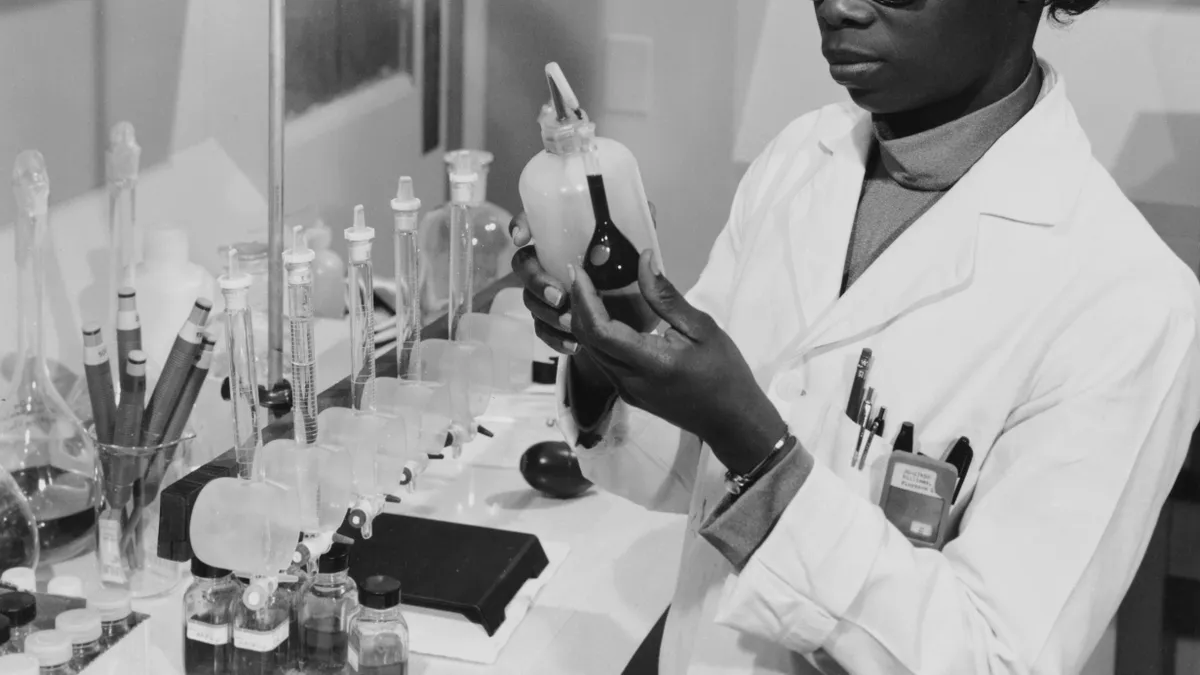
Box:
[0,151,100,567]
[0,466,39,570]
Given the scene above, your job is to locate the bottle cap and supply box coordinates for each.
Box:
[55,609,103,645]
[0,592,36,626]
[88,588,132,622]
[0,615,10,644]
[143,226,191,267]
[219,247,252,291]
[344,204,375,243]
[893,422,915,453]
[47,575,84,598]
[1,567,36,592]
[107,121,141,182]
[191,557,232,580]
[391,176,422,215]
[283,225,317,266]
[23,630,72,667]
[0,654,38,675]
[317,541,351,574]
[359,575,401,610]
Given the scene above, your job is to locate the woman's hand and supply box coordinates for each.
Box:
[567,251,787,474]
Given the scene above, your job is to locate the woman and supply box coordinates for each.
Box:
[512,0,1200,673]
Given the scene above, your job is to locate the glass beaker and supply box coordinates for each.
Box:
[419,150,517,324]
[0,467,38,570]
[0,151,99,567]
[91,429,192,598]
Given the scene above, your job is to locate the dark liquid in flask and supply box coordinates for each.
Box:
[301,617,348,672]
[583,174,644,291]
[185,614,232,675]
[356,664,408,675]
[10,465,97,559]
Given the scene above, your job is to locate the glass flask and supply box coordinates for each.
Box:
[0,151,99,567]
[419,150,517,324]
[0,467,38,570]
[298,543,359,673]
[347,575,408,675]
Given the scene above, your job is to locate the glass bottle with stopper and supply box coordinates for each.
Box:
[418,151,516,325]
[518,62,664,329]
[0,151,99,567]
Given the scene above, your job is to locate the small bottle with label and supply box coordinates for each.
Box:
[88,589,134,648]
[348,575,408,675]
[54,609,102,671]
[184,558,241,675]
[0,592,37,652]
[232,577,293,674]
[298,543,358,673]
[22,629,75,675]
[46,576,84,599]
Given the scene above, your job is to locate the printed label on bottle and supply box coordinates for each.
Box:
[117,311,140,330]
[84,343,109,366]
[890,464,941,499]
[348,646,359,671]
[187,620,231,645]
[179,321,201,344]
[233,622,289,652]
[98,516,128,585]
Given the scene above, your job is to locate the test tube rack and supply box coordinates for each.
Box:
[158,275,550,634]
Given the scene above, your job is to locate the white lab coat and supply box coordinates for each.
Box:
[555,61,1200,674]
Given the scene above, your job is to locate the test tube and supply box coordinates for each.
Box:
[284,225,319,444]
[220,248,262,478]
[447,160,478,341]
[106,123,141,380]
[141,299,213,447]
[345,205,377,411]
[391,177,422,379]
[82,323,117,445]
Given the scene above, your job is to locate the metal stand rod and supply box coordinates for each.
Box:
[267,0,286,407]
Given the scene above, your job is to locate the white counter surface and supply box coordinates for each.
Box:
[51,390,684,674]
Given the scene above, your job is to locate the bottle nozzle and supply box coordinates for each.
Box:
[228,247,239,278]
[283,224,316,266]
[545,62,583,122]
[345,204,376,245]
[354,204,365,230]
[292,225,308,255]
[391,176,422,215]
[107,121,141,182]
[13,150,49,215]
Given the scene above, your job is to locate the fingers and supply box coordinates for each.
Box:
[523,289,573,332]
[568,264,647,364]
[512,245,568,311]
[508,212,532,247]
[637,251,710,341]
[534,321,579,356]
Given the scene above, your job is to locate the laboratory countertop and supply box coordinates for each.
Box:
[52,275,685,674]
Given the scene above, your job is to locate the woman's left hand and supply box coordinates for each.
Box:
[568,251,788,475]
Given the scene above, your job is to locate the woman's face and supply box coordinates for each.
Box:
[814,0,1027,114]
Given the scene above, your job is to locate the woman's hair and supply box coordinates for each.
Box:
[1045,0,1105,23]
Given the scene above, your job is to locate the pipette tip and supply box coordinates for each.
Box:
[354,204,365,230]
[384,494,403,504]
[331,533,355,546]
[292,225,308,254]
[477,425,495,439]
[391,176,422,214]
[107,122,141,181]
[545,62,582,121]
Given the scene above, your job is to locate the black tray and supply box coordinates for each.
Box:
[338,513,548,636]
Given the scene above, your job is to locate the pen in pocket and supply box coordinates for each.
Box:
[859,407,886,471]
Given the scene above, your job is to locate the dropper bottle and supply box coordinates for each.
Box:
[220,248,262,478]
[284,226,319,445]
[345,205,377,411]
[447,161,478,341]
[107,123,141,296]
[390,178,422,379]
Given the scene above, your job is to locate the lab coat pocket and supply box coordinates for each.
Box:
[825,406,883,504]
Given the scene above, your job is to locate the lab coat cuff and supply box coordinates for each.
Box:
[555,356,624,454]
[714,459,886,653]
[699,440,813,570]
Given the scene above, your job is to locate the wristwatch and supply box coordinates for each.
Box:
[724,429,795,496]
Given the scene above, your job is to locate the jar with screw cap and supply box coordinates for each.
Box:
[0,591,37,652]
[23,629,75,675]
[298,542,358,673]
[54,609,102,670]
[347,575,408,674]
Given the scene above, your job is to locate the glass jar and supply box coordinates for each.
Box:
[419,150,517,324]
[184,558,241,675]
[232,578,294,675]
[348,575,408,675]
[298,543,358,673]
[87,588,134,648]
[22,629,75,675]
[0,152,100,567]
[54,609,102,671]
[0,615,12,656]
[0,591,37,652]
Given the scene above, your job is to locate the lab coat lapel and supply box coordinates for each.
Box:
[786,109,873,329]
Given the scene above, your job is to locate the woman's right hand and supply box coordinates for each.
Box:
[509,211,580,357]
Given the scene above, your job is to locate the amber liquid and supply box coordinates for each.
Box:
[301,618,348,672]
[185,614,232,675]
[10,465,97,562]
[232,608,291,675]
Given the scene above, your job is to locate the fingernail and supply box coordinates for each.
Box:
[650,255,662,277]
[567,264,577,283]
[559,313,573,330]
[563,340,579,354]
[544,287,563,307]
